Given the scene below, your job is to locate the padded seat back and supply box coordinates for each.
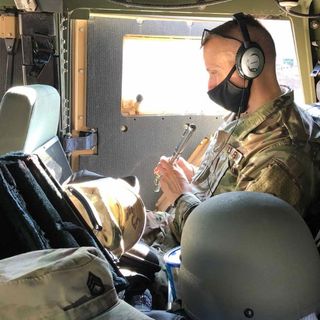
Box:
[0,85,60,155]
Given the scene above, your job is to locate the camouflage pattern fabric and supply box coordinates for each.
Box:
[0,247,153,320]
[64,177,146,258]
[171,86,320,241]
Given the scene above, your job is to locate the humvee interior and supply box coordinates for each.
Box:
[0,0,320,319]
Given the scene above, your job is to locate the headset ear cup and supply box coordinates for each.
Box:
[236,44,247,79]
[236,43,265,80]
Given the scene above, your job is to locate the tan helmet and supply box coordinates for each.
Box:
[64,176,146,257]
[179,191,320,320]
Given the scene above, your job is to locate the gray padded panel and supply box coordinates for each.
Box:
[84,17,223,208]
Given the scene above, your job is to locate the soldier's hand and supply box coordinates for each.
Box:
[156,156,192,204]
[176,157,196,182]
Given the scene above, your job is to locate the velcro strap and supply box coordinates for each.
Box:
[63,131,97,153]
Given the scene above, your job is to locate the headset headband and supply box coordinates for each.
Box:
[232,12,265,80]
[233,12,251,48]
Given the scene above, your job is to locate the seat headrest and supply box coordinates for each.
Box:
[0,85,60,155]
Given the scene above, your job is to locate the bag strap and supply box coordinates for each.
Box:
[66,185,103,232]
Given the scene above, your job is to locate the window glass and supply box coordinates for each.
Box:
[121,19,302,116]
[261,19,303,103]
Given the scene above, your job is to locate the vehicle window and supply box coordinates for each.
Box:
[261,19,303,103]
[121,34,221,116]
[121,18,302,116]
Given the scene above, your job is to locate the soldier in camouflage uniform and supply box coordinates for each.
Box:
[149,13,320,246]
[170,87,320,241]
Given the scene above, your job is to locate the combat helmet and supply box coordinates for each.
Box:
[179,191,320,320]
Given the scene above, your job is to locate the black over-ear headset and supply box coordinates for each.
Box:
[233,12,265,80]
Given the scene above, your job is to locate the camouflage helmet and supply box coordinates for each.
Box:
[65,174,146,257]
[179,191,320,320]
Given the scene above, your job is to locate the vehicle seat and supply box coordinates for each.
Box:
[0,85,60,156]
[305,201,320,253]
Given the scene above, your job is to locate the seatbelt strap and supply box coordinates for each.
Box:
[1,15,19,90]
[5,38,18,90]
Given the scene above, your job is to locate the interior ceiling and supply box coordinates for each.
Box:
[0,0,284,17]
[100,0,233,9]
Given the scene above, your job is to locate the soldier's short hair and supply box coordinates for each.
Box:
[203,13,276,64]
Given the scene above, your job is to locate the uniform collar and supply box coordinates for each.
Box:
[228,86,294,140]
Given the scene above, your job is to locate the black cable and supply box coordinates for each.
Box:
[207,77,247,197]
[273,0,320,19]
[107,0,231,9]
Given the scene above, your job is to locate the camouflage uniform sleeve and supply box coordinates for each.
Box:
[244,158,302,212]
[169,192,201,242]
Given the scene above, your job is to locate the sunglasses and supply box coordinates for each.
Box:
[201,28,215,47]
[201,28,243,47]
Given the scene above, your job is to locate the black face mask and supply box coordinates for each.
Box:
[207,65,252,114]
